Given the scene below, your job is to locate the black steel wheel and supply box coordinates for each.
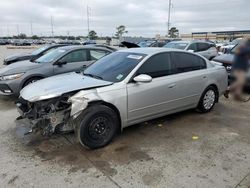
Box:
[75,104,119,149]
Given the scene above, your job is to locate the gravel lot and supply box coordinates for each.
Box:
[0,46,249,188]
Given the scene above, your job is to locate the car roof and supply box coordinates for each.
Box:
[118,47,184,55]
[56,45,113,51]
[169,40,213,44]
[168,40,190,44]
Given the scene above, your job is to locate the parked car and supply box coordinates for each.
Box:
[212,44,250,86]
[0,39,9,45]
[16,48,227,149]
[0,46,114,96]
[121,39,180,48]
[3,44,68,65]
[220,38,242,54]
[163,41,218,60]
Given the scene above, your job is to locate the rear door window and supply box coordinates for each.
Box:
[90,50,109,60]
[187,43,198,52]
[171,52,206,73]
[137,53,174,78]
[197,43,210,52]
[60,50,88,63]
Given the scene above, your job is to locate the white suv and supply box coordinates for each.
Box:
[164,41,218,60]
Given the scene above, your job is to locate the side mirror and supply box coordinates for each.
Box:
[133,74,152,83]
[188,49,194,53]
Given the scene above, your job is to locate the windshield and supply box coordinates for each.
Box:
[35,48,66,63]
[84,52,146,82]
[31,46,49,55]
[164,42,188,50]
[138,41,155,47]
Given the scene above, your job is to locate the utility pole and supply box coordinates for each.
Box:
[16,24,20,35]
[50,15,54,38]
[87,5,91,36]
[7,25,10,37]
[167,0,172,37]
[30,20,33,36]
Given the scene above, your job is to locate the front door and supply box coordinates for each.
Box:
[127,52,177,124]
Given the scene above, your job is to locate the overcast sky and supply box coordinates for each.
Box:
[0,0,249,37]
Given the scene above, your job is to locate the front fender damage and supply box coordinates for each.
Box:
[68,90,102,119]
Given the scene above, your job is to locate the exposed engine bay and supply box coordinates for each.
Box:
[16,92,77,136]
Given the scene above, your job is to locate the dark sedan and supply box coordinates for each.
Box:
[3,44,68,65]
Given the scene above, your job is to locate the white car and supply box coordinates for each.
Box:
[164,41,218,60]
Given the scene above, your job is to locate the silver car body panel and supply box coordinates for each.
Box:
[18,48,228,131]
[20,72,113,102]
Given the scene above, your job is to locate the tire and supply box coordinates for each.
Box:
[197,86,218,113]
[23,77,42,88]
[74,104,119,149]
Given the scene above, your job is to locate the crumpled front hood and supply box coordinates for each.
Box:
[213,54,234,64]
[0,60,41,76]
[20,72,113,102]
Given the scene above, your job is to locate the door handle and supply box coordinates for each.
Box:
[203,75,207,79]
[168,83,176,88]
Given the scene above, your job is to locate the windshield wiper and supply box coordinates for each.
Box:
[84,73,103,80]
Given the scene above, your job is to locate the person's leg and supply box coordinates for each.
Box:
[233,71,249,102]
[224,70,240,98]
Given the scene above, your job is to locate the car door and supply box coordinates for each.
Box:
[170,52,208,108]
[53,49,91,75]
[127,52,178,124]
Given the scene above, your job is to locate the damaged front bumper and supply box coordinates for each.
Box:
[15,96,74,136]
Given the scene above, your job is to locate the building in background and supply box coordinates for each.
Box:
[181,30,250,41]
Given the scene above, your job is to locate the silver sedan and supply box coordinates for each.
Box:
[17,48,228,149]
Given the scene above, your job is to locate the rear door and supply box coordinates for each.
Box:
[53,49,91,74]
[170,52,208,107]
[127,52,178,123]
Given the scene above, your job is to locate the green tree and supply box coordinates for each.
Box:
[168,27,179,38]
[18,33,27,39]
[115,25,128,40]
[88,30,98,40]
[31,35,39,39]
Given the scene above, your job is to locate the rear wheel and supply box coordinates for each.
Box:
[75,105,119,149]
[197,86,218,113]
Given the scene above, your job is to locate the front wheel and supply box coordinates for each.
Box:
[75,105,119,149]
[23,77,42,88]
[197,86,218,113]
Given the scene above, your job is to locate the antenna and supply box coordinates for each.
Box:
[167,0,172,36]
[51,15,54,37]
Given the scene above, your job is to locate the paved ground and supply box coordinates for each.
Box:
[0,46,249,188]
